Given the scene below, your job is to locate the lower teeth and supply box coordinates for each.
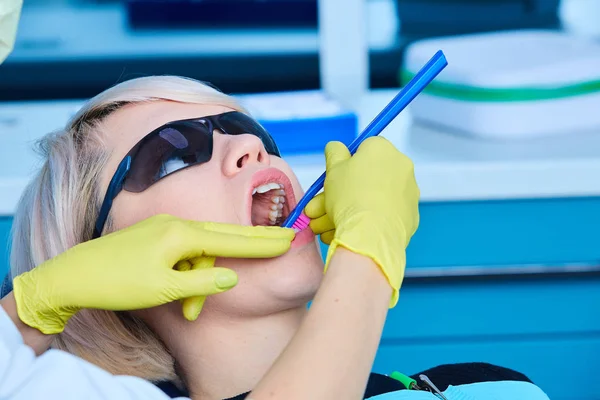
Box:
[253,191,286,226]
[268,195,285,225]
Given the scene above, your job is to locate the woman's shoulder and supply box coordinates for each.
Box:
[370,381,550,400]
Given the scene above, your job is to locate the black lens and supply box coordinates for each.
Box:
[216,112,281,157]
[123,120,213,192]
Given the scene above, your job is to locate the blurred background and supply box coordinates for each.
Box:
[3,0,596,100]
[2,1,600,399]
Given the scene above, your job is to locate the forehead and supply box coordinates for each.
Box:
[100,101,234,156]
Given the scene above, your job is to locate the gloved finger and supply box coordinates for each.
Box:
[182,257,215,321]
[320,230,335,245]
[309,214,335,235]
[304,192,326,219]
[170,266,238,300]
[356,137,414,172]
[355,136,394,157]
[183,296,207,322]
[324,141,351,171]
[190,221,295,240]
[174,259,192,272]
[172,225,295,262]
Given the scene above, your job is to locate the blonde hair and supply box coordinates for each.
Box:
[9,76,245,382]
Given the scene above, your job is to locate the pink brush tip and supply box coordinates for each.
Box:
[292,213,311,233]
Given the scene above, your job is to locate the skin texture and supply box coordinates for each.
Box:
[98,101,325,399]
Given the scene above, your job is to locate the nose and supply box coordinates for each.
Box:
[220,133,270,177]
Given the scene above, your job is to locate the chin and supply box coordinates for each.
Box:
[268,239,324,304]
[208,239,324,317]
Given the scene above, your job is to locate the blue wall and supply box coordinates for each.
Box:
[2,196,600,399]
[322,196,600,400]
[408,196,600,269]
[0,218,11,278]
[373,277,600,400]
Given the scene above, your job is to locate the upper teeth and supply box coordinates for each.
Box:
[252,182,282,195]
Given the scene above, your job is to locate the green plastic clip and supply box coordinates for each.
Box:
[389,371,419,390]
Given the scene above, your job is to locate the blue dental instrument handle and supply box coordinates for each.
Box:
[282,50,448,229]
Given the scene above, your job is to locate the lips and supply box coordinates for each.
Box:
[291,226,315,248]
[246,168,298,227]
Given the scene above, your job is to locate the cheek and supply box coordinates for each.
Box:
[205,240,324,316]
[110,173,237,229]
[292,180,305,203]
[271,159,305,201]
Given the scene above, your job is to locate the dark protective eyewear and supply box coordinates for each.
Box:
[93,111,280,239]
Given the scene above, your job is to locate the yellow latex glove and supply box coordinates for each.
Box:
[0,0,22,64]
[13,214,294,334]
[304,138,420,307]
[306,192,335,245]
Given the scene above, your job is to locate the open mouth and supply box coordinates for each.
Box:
[249,169,295,227]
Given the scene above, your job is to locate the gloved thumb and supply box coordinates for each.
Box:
[324,141,351,171]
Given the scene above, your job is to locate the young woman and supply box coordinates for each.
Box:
[0,76,548,400]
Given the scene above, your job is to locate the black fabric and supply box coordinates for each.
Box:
[156,362,532,399]
[410,362,533,392]
[364,373,406,398]
[221,372,406,400]
[155,381,189,398]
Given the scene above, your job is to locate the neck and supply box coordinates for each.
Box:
[175,305,308,400]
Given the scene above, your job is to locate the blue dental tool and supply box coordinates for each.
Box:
[282,50,448,229]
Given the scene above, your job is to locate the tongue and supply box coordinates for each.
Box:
[251,192,275,226]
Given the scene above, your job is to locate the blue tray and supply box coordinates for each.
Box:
[237,91,358,155]
[258,113,357,156]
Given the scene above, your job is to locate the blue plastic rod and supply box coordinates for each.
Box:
[282,50,448,229]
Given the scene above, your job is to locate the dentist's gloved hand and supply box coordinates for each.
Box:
[304,138,419,307]
[13,214,294,334]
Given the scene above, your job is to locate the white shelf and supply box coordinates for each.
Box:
[289,90,600,202]
[8,3,397,63]
[2,90,600,216]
